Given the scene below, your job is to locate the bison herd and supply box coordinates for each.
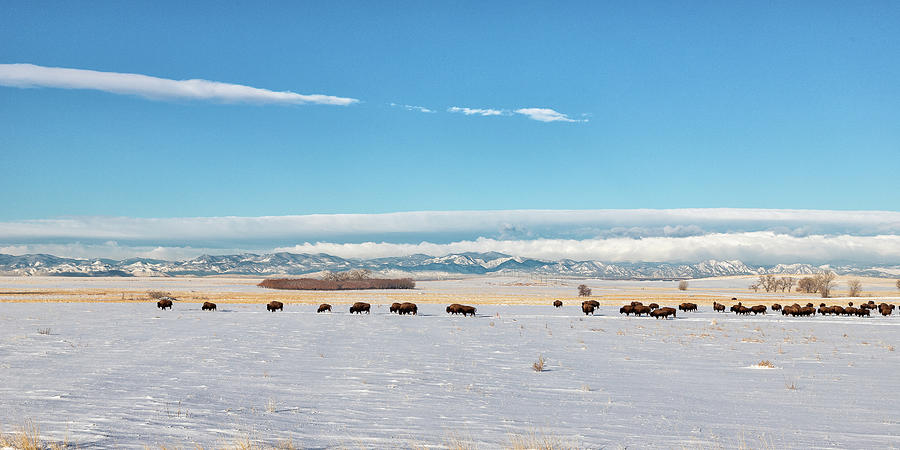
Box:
[154,296,897,321]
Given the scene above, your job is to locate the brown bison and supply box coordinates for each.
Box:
[880,304,894,316]
[713,302,726,312]
[201,301,216,311]
[389,302,402,314]
[583,300,600,309]
[750,305,767,315]
[317,303,332,313]
[818,305,834,315]
[349,302,371,314]
[630,301,643,307]
[267,301,283,312]
[771,303,782,311]
[633,305,652,316]
[679,302,698,312]
[650,307,676,319]
[582,303,596,315]
[398,302,418,315]
[619,304,634,315]
[157,298,173,310]
[446,303,476,316]
[553,300,563,308]
[648,303,660,310]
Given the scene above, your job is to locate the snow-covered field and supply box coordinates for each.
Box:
[2,302,899,448]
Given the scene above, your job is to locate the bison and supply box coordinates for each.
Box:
[771,303,782,311]
[582,303,596,316]
[650,307,676,319]
[630,301,643,307]
[446,303,476,316]
[267,301,283,312]
[750,305,767,315]
[583,300,600,308]
[201,301,216,311]
[389,302,402,314]
[398,302,418,315]
[679,302,698,312]
[619,304,634,315]
[649,303,660,310]
[349,302,371,314]
[713,302,726,312]
[633,305,652,316]
[553,300,563,308]
[317,303,332,313]
[157,298,173,310]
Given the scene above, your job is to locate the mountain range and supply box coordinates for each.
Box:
[1,252,898,279]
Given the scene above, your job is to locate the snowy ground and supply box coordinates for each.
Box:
[1,302,899,448]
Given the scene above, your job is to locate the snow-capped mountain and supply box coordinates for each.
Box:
[0,252,896,279]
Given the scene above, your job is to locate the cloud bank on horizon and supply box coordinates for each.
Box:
[1,209,899,264]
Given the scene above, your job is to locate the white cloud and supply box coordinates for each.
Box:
[447,106,506,116]
[0,63,359,106]
[390,103,434,113]
[514,108,583,123]
[2,209,898,242]
[271,233,900,265]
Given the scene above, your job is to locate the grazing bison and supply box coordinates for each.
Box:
[582,303,596,316]
[157,298,173,310]
[201,301,216,311]
[267,301,283,312]
[750,305,767,315]
[619,304,634,315]
[553,300,563,308]
[317,303,332,313]
[678,302,698,312]
[650,307,676,319]
[389,302,402,314]
[398,302,418,315]
[633,305,652,316]
[349,302,371,314]
[649,303,660,310]
[713,302,726,312]
[771,303,782,311]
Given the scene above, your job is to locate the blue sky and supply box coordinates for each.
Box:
[1,2,899,262]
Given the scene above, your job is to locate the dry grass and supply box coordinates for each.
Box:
[37,328,51,335]
[532,354,546,372]
[0,421,69,450]
[506,432,578,449]
[756,360,775,368]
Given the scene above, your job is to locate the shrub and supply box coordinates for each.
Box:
[577,284,591,297]
[147,290,171,299]
[847,279,862,297]
[678,280,689,291]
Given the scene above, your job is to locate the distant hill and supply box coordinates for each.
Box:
[1,252,898,279]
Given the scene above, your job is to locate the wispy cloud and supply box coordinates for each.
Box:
[390,102,435,113]
[447,106,506,116]
[0,63,359,106]
[515,107,583,122]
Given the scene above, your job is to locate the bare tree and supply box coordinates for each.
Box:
[749,282,760,292]
[847,279,862,297]
[578,284,592,297]
[814,272,837,298]
[678,280,689,291]
[798,277,817,293]
[780,276,795,292]
[896,279,900,291]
